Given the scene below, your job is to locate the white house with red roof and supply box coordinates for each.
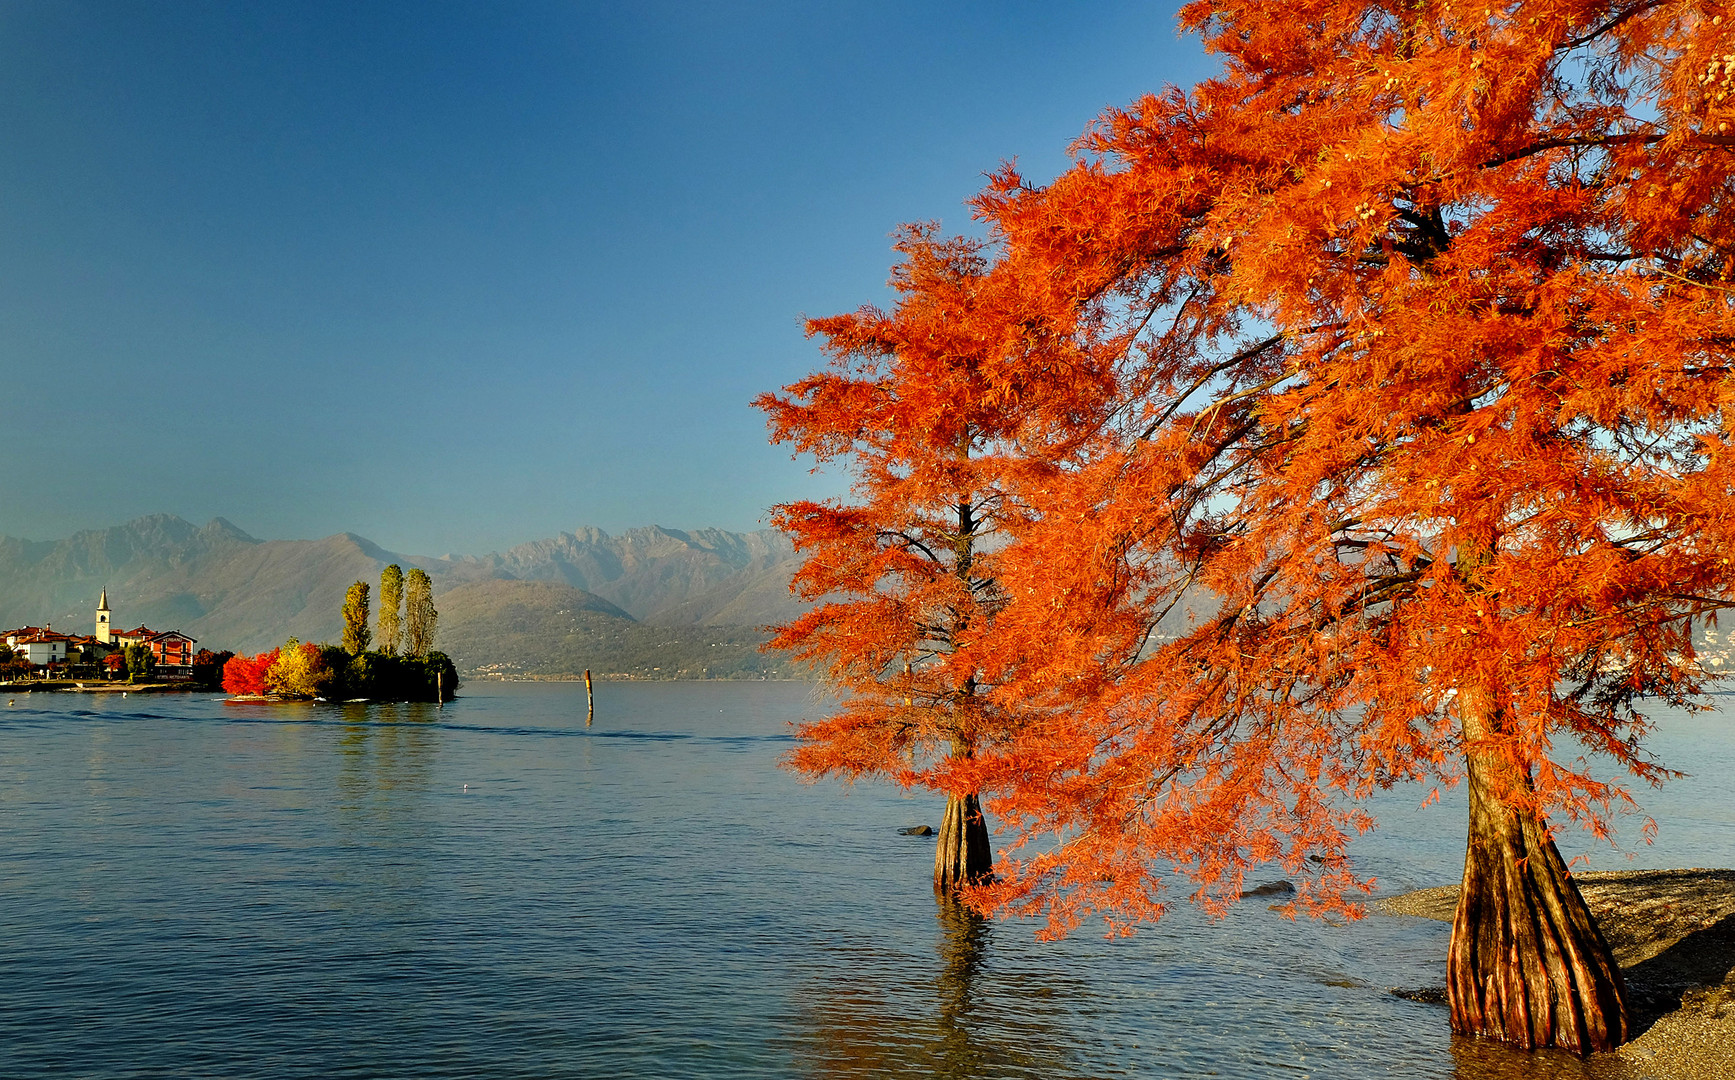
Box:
[2,626,76,667]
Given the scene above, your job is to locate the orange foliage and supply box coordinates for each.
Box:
[769,0,1735,940]
[755,225,1127,877]
[221,649,279,697]
[757,232,1021,797]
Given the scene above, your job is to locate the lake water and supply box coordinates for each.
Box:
[1,682,1730,1079]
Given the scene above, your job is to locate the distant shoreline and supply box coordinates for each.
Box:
[2,680,202,693]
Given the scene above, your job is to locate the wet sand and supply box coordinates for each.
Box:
[1379,869,1735,1078]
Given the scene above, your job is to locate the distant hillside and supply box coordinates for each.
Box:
[0,515,397,653]
[0,514,809,669]
[444,525,805,626]
[437,580,802,680]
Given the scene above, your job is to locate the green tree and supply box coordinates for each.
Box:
[377,564,404,656]
[341,580,372,655]
[124,642,154,682]
[403,568,437,658]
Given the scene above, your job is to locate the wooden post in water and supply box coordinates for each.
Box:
[584,669,594,727]
[436,668,443,705]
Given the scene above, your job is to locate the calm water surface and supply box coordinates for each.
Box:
[1,682,1730,1079]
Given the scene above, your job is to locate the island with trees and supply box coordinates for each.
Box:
[223,564,456,703]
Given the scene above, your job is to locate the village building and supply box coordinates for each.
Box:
[147,631,196,673]
[2,626,76,668]
[2,591,197,678]
[110,625,154,648]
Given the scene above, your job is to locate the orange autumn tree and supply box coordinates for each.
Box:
[757,225,1117,892]
[221,649,280,696]
[933,0,1735,1056]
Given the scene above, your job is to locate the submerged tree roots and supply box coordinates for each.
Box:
[934,792,993,895]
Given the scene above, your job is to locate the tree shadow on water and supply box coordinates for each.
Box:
[794,898,1088,1080]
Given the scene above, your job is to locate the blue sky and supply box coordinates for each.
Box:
[0,1,1209,555]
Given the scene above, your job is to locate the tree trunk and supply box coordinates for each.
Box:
[934,791,993,894]
[1447,687,1630,1054]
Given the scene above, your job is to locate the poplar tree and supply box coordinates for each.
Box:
[377,564,404,656]
[341,581,372,655]
[403,568,438,659]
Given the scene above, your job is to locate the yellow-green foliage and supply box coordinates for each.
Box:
[266,638,328,699]
[404,568,437,658]
[377,564,404,656]
[341,580,372,655]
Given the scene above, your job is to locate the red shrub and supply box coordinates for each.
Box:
[221,649,279,696]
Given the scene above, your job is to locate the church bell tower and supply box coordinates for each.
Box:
[96,588,112,644]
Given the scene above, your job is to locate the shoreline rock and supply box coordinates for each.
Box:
[1378,868,1735,1078]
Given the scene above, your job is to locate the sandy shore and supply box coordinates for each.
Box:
[1378,868,1735,1078]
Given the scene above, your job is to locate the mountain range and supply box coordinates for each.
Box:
[0,515,809,676]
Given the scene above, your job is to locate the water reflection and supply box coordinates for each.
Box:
[934,898,988,1058]
[9,683,1724,1079]
[796,899,1085,1079]
[335,711,439,809]
[330,707,441,916]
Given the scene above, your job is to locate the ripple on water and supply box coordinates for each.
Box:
[0,682,1730,1079]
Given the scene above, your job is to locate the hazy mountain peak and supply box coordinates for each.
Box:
[202,518,259,544]
[334,532,395,561]
[107,513,200,545]
[0,515,807,657]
